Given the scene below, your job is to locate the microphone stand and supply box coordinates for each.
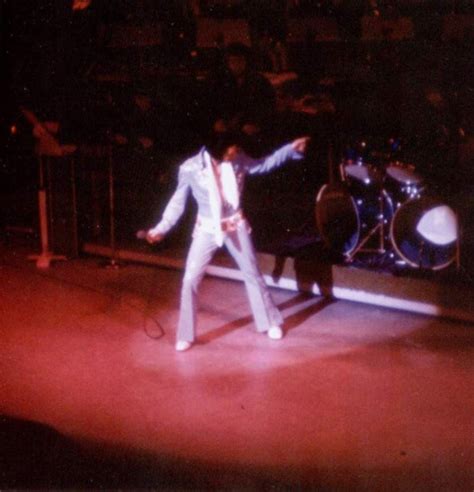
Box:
[102,142,123,269]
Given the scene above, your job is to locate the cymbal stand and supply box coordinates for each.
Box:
[346,188,388,261]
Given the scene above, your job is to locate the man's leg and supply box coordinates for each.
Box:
[224,223,283,334]
[177,230,218,344]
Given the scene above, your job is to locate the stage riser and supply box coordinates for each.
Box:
[83,243,474,324]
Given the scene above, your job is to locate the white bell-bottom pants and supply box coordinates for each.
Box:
[177,221,283,342]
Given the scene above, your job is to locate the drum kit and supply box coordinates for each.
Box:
[316,140,460,271]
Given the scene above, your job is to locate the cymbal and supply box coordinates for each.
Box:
[344,163,384,185]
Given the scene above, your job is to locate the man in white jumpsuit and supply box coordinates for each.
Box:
[147,134,309,351]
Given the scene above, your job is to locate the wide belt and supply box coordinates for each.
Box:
[196,210,244,233]
[221,210,244,232]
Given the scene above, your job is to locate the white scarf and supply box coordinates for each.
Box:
[204,152,240,246]
[220,161,240,210]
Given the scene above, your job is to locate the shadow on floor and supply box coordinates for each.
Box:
[3,414,471,490]
[0,415,320,489]
[0,415,321,489]
[199,292,333,343]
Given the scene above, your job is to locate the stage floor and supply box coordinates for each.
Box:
[1,246,473,489]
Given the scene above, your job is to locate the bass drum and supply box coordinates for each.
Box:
[316,183,359,255]
[316,183,393,256]
[390,196,459,270]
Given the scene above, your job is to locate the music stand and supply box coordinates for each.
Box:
[22,109,77,268]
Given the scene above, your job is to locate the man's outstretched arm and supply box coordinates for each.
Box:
[244,137,310,176]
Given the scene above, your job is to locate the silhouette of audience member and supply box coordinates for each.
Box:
[205,42,276,154]
[113,87,158,155]
[246,0,289,73]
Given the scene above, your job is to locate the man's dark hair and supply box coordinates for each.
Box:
[205,130,241,161]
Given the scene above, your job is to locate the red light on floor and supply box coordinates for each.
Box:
[10,125,17,135]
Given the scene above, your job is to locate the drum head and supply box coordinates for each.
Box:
[384,162,424,207]
[386,163,422,185]
[316,183,359,255]
[390,196,458,270]
[345,164,375,183]
[344,164,383,188]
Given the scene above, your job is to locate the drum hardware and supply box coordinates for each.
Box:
[317,147,393,259]
[339,157,392,260]
[316,142,460,271]
[418,240,426,269]
[384,161,424,208]
[317,186,460,271]
[345,189,391,261]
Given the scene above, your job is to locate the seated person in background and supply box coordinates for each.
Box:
[205,42,277,154]
[114,87,158,154]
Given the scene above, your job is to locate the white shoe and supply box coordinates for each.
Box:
[267,326,284,340]
[175,340,192,352]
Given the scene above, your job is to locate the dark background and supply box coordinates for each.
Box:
[1,0,473,278]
